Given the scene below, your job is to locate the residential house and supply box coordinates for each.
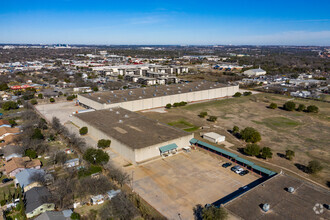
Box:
[64,158,79,168]
[34,210,73,220]
[0,127,20,140]
[15,169,46,192]
[0,120,11,128]
[25,187,55,218]
[2,145,23,161]
[4,156,41,177]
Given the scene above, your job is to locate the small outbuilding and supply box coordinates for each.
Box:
[202,132,225,144]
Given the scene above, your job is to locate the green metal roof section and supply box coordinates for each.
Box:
[251,165,274,175]
[189,138,198,144]
[190,138,276,176]
[194,140,238,158]
[235,157,254,166]
[159,143,178,153]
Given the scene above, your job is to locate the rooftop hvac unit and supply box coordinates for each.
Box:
[153,93,156,97]
[210,87,213,88]
[178,87,181,89]
[288,187,295,193]
[139,96,142,99]
[107,100,111,103]
[124,114,129,118]
[114,94,117,97]
[111,91,114,93]
[98,97,101,100]
[178,91,181,93]
[123,97,127,101]
[262,203,270,212]
[189,89,192,92]
[119,120,123,123]
[142,90,146,94]
[109,108,113,111]
[116,111,120,114]
[164,92,167,95]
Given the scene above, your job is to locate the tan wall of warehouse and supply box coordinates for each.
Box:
[79,85,239,111]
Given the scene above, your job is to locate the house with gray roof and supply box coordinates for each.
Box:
[24,187,55,218]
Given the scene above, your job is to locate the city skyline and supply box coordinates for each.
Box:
[1,0,330,45]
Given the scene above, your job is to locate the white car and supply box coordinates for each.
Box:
[235,168,244,174]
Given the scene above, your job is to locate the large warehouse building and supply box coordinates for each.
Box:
[71,107,193,164]
[78,81,239,111]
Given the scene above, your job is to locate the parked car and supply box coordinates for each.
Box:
[231,165,240,172]
[222,162,232,168]
[235,168,244,174]
[239,170,249,176]
[2,178,13,184]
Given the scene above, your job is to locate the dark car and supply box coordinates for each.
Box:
[2,178,13,184]
[239,170,249,176]
[222,162,232,168]
[231,165,240,172]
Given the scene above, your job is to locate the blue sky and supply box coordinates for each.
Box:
[1,0,330,45]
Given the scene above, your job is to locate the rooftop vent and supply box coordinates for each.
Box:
[98,97,101,100]
[189,89,193,92]
[116,111,120,114]
[139,96,142,99]
[111,91,114,93]
[119,120,123,123]
[287,187,295,193]
[109,108,113,111]
[142,90,146,94]
[124,114,129,118]
[107,100,111,103]
[164,92,167,95]
[153,93,157,97]
[210,87,213,89]
[178,91,181,93]
[114,94,117,97]
[262,204,270,212]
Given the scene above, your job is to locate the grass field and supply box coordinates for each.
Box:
[167,119,199,132]
[141,93,330,187]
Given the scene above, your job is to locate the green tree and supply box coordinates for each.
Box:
[306,105,319,113]
[71,212,81,220]
[232,126,239,134]
[25,149,37,159]
[285,150,295,160]
[244,143,261,156]
[260,147,273,159]
[50,98,55,103]
[233,92,242,97]
[202,205,228,220]
[1,101,18,111]
[243,91,252,96]
[165,104,172,109]
[0,83,9,91]
[208,116,217,122]
[93,86,99,92]
[269,103,277,109]
[240,127,261,143]
[31,128,44,140]
[38,93,43,99]
[283,101,296,111]
[296,104,306,112]
[79,127,88,135]
[97,139,111,149]
[307,160,323,174]
[30,99,38,105]
[8,119,17,126]
[83,148,109,165]
[199,112,208,118]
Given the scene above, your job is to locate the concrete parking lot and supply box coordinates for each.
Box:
[125,150,258,220]
[35,101,85,124]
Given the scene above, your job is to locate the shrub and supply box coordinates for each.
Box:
[67,95,76,101]
[1,101,18,111]
[243,91,252,96]
[79,127,88,135]
[285,150,295,160]
[283,101,296,111]
[165,104,172,109]
[31,128,44,140]
[208,116,217,122]
[30,99,38,105]
[306,105,319,113]
[50,98,55,103]
[97,139,111,149]
[269,103,277,109]
[307,160,323,174]
[244,143,261,156]
[71,212,81,220]
[83,148,109,165]
[296,104,306,112]
[8,119,17,127]
[260,147,272,159]
[0,83,9,91]
[25,149,37,159]
[233,92,242,97]
[38,93,43,99]
[93,86,99,92]
[240,127,261,143]
[199,112,208,118]
[233,126,239,134]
